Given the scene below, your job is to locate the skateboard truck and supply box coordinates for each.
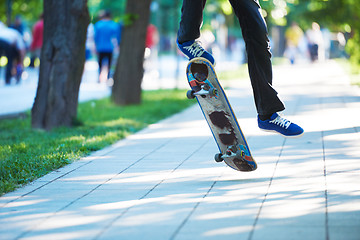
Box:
[186,85,217,99]
[214,145,245,163]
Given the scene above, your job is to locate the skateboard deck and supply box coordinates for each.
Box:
[186,57,257,172]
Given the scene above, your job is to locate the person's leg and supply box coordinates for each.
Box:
[177,0,206,44]
[97,52,107,82]
[98,52,104,74]
[229,0,284,116]
[5,45,15,85]
[13,48,22,84]
[0,40,8,84]
[176,0,215,64]
[105,52,113,79]
[229,0,303,137]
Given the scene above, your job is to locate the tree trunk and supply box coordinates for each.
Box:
[31,0,89,130]
[111,0,152,105]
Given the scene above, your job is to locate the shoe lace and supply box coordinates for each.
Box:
[269,115,291,129]
[183,41,205,57]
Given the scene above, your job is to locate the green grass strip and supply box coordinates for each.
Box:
[0,89,194,195]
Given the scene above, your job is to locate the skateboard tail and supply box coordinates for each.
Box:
[224,155,257,172]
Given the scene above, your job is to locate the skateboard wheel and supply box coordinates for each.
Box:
[214,153,223,162]
[208,87,217,97]
[186,90,195,99]
[235,150,245,159]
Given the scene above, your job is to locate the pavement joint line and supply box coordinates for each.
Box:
[320,94,330,240]
[94,139,210,240]
[0,124,172,208]
[0,133,162,209]
[0,160,93,209]
[14,139,172,240]
[248,137,286,240]
[94,138,212,240]
[321,130,330,240]
[169,179,220,240]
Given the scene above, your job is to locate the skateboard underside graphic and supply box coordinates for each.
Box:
[186,57,257,172]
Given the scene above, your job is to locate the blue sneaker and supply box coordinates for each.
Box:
[177,40,215,65]
[258,113,304,137]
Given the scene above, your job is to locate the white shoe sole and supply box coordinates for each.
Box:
[259,128,304,138]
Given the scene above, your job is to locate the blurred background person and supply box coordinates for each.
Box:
[29,14,44,68]
[284,22,304,64]
[306,22,325,62]
[145,23,159,58]
[0,21,26,85]
[94,10,120,83]
[144,23,160,78]
[10,15,25,36]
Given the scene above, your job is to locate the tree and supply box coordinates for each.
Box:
[111,0,152,105]
[31,0,89,130]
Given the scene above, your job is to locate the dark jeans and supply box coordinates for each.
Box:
[177,0,285,116]
[98,51,113,79]
[0,39,18,85]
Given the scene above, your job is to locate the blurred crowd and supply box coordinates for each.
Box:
[0,10,159,86]
[283,21,347,65]
[0,11,347,86]
[223,21,347,66]
[0,14,43,85]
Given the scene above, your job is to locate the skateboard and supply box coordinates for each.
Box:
[186,57,257,172]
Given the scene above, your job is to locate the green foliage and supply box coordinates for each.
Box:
[296,0,359,67]
[284,0,357,31]
[258,0,360,67]
[0,0,43,26]
[346,32,360,68]
[122,13,139,26]
[88,0,126,22]
[0,90,194,195]
[150,0,182,36]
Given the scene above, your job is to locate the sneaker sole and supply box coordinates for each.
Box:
[259,128,304,138]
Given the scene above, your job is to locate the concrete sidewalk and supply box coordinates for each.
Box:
[1,60,360,240]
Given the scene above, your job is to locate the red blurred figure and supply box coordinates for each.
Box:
[30,14,44,67]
